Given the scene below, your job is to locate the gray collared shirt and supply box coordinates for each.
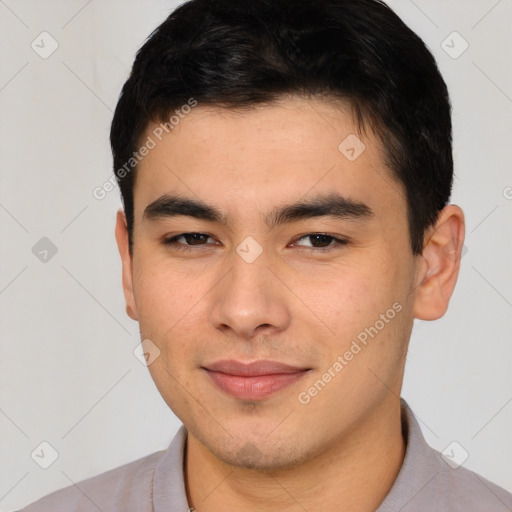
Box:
[21,399,512,511]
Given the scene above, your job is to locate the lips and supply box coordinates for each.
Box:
[203,359,310,400]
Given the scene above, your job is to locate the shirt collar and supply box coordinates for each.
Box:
[153,421,190,511]
[376,398,440,511]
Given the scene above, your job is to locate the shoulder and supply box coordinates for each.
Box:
[385,400,512,512]
[20,449,165,512]
[428,447,512,511]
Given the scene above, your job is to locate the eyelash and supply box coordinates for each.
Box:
[162,233,349,254]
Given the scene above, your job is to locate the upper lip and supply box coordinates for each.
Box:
[203,359,309,376]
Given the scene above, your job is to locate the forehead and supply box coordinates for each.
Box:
[134,96,405,225]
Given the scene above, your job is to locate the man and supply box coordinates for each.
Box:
[21,0,512,510]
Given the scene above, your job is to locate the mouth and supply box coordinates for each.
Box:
[202,359,311,400]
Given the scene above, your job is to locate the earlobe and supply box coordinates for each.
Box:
[412,205,465,321]
[114,209,139,321]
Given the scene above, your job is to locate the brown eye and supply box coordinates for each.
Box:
[292,234,349,253]
[163,233,216,250]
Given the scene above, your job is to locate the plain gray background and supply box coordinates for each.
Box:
[1,0,511,510]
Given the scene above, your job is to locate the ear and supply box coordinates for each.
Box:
[115,209,139,321]
[412,204,465,321]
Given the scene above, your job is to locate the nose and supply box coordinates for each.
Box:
[209,250,291,341]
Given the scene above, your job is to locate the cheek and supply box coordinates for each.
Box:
[133,256,193,322]
[132,262,191,360]
[132,255,216,370]
[314,256,410,349]
[308,264,379,323]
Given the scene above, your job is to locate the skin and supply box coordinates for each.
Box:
[115,95,465,511]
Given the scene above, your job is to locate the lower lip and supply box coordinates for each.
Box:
[205,369,308,400]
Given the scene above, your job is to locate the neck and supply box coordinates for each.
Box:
[185,397,405,512]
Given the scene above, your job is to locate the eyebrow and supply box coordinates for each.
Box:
[143,193,374,228]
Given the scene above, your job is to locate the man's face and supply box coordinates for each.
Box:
[119,96,422,469]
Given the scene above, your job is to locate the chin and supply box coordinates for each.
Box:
[197,426,315,472]
[218,445,303,471]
